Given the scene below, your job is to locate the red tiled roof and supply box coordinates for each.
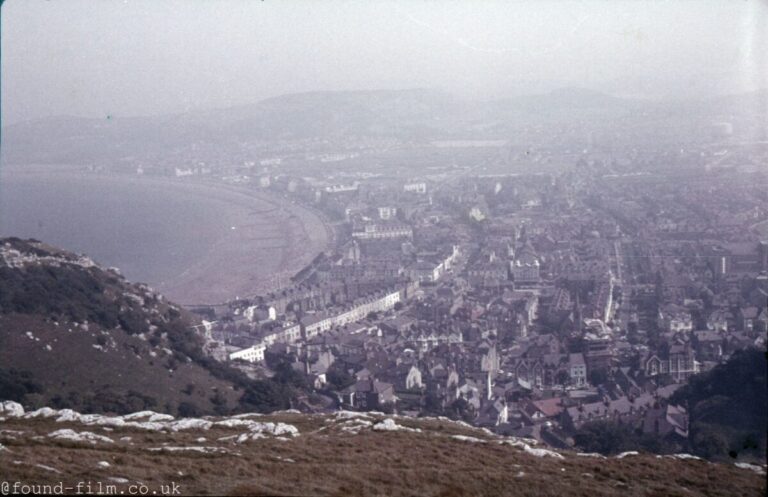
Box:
[532,398,564,418]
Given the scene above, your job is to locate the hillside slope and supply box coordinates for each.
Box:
[0,238,240,415]
[0,403,765,496]
[670,348,767,460]
[0,87,654,165]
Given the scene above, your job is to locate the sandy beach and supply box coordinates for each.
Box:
[155,180,332,305]
[1,166,331,306]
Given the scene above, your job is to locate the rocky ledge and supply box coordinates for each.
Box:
[0,401,765,496]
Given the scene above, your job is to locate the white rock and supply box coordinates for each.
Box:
[23,407,58,419]
[334,410,372,420]
[167,418,213,431]
[0,429,25,438]
[498,439,528,448]
[523,444,564,459]
[451,435,486,443]
[507,436,538,446]
[121,410,159,420]
[372,418,421,433]
[214,419,259,429]
[229,412,263,419]
[148,413,175,422]
[231,413,263,419]
[97,461,111,468]
[48,429,114,444]
[108,477,129,484]
[252,422,300,437]
[55,409,82,423]
[577,453,607,459]
[236,433,266,443]
[339,419,373,434]
[35,464,61,474]
[0,401,25,417]
[615,451,639,459]
[80,414,126,428]
[669,453,703,461]
[147,446,228,454]
[734,462,766,475]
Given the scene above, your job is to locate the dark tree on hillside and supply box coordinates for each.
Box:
[423,389,444,416]
[241,380,290,413]
[670,348,767,460]
[447,398,474,423]
[177,401,202,417]
[573,421,636,455]
[0,368,42,402]
[273,362,309,390]
[326,362,355,391]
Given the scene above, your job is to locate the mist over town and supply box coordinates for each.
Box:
[0,1,766,495]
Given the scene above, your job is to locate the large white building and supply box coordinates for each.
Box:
[244,305,277,323]
[510,257,540,284]
[301,313,335,339]
[352,223,413,240]
[234,289,403,363]
[229,343,266,363]
[325,182,359,193]
[410,246,460,283]
[403,182,427,194]
[261,323,301,346]
[378,206,398,220]
[301,290,402,339]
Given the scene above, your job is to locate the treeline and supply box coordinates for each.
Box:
[573,420,679,456]
[670,348,766,460]
[574,348,767,461]
[0,368,42,402]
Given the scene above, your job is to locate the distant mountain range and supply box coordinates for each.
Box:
[1,88,765,165]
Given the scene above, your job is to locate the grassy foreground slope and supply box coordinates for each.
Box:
[0,404,765,497]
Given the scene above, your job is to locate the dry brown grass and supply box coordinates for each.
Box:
[0,413,764,497]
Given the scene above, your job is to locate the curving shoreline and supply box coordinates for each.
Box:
[156,179,333,306]
[0,165,332,305]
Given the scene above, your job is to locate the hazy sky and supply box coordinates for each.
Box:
[1,0,766,124]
